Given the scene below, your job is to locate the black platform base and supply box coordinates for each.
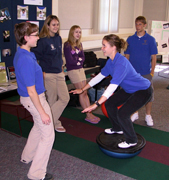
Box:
[96,132,146,159]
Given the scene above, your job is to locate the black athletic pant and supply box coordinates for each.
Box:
[105,86,152,143]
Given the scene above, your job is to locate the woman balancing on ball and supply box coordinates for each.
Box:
[70,34,152,149]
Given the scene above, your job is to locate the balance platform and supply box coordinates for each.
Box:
[96,132,146,159]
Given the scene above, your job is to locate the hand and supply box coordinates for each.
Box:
[40,112,51,125]
[82,104,98,113]
[69,89,83,94]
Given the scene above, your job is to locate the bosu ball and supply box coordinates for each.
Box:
[96,132,146,159]
[99,101,146,158]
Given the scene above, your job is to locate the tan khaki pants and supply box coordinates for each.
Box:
[20,93,55,180]
[44,72,70,129]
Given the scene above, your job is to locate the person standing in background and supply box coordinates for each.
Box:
[124,16,158,126]
[14,22,54,180]
[64,25,100,124]
[32,15,69,133]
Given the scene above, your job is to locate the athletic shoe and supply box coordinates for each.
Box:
[145,114,154,126]
[131,112,139,122]
[118,141,137,148]
[40,173,54,180]
[104,128,123,134]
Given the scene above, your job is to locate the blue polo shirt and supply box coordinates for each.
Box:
[14,47,45,97]
[124,31,158,75]
[101,53,150,93]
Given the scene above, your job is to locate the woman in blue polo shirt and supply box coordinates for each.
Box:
[70,34,152,149]
[14,22,54,180]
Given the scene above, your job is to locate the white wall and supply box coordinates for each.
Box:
[58,0,93,29]
[143,0,168,22]
[52,0,143,50]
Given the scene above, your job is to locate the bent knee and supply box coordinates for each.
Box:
[61,94,70,105]
[79,91,87,98]
[65,94,70,103]
[42,129,55,144]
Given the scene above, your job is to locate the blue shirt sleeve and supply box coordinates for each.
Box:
[150,37,158,55]
[110,63,127,85]
[101,59,111,77]
[101,57,128,86]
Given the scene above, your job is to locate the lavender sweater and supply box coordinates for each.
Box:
[63,42,85,71]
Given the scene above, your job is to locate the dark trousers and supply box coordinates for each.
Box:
[105,86,152,143]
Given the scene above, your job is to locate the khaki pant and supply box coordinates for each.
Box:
[44,72,70,129]
[20,93,55,180]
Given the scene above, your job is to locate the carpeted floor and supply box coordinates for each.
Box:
[0,64,169,180]
[0,130,133,180]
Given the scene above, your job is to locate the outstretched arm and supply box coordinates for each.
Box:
[69,82,91,94]
[70,72,106,94]
[82,95,107,113]
[82,84,118,113]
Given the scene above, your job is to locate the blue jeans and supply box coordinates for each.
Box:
[105,86,152,143]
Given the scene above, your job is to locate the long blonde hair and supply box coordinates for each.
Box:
[66,25,82,50]
[39,15,60,38]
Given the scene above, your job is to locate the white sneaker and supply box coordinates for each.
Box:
[118,141,137,148]
[105,128,123,134]
[131,112,139,122]
[145,115,154,126]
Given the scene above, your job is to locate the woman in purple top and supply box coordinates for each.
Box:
[64,25,100,124]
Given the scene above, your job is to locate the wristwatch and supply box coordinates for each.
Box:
[95,101,100,107]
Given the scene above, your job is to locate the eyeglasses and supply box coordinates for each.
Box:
[29,34,39,37]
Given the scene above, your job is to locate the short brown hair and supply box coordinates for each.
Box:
[135,16,147,24]
[14,22,39,46]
